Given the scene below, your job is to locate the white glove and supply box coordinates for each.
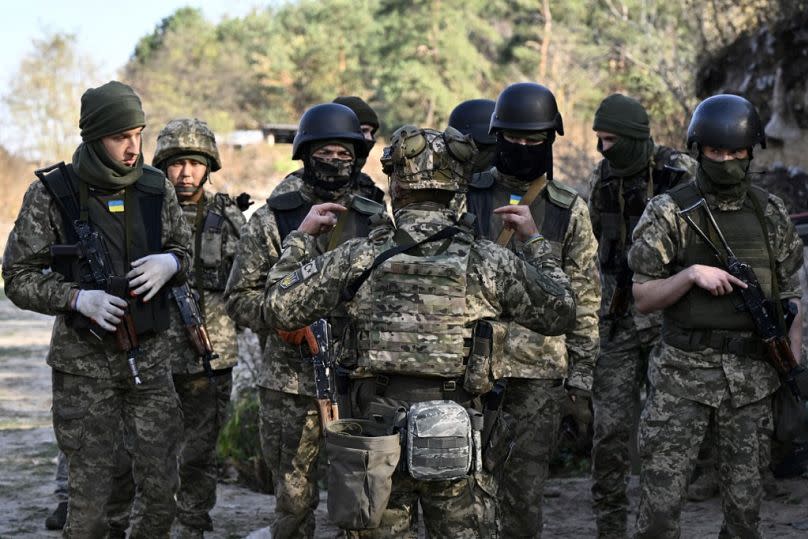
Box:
[75,290,128,332]
[126,253,179,302]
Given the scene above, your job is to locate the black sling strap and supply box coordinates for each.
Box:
[341,226,463,301]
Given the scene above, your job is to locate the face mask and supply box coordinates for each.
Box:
[699,156,750,185]
[599,136,652,177]
[472,144,497,174]
[306,155,354,191]
[495,135,550,181]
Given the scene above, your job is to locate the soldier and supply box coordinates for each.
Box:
[628,94,803,538]
[2,80,190,537]
[154,118,247,536]
[333,95,380,156]
[586,93,696,538]
[260,125,577,537]
[224,103,385,539]
[449,98,497,173]
[465,82,601,537]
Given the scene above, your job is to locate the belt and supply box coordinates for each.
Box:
[663,327,765,356]
[374,374,472,403]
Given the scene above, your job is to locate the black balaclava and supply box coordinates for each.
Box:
[303,140,357,199]
[494,131,553,182]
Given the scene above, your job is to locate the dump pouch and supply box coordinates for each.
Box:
[325,419,401,530]
[407,400,472,481]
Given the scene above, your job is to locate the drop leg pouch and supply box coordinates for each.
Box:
[325,419,401,529]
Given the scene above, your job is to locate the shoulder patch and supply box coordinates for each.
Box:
[267,191,305,211]
[469,170,495,190]
[545,181,578,209]
[278,259,320,291]
[351,194,385,216]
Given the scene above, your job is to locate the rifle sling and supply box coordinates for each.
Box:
[341,226,462,301]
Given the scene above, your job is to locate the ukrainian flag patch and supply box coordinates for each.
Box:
[108,200,125,213]
[509,194,522,205]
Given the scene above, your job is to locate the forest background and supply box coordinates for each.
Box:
[0,0,805,251]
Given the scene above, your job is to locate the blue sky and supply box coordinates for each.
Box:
[0,1,268,151]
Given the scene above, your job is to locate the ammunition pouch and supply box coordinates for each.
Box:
[325,419,401,530]
[406,400,473,481]
[463,320,496,394]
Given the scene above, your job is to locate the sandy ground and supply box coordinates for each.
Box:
[2,291,808,538]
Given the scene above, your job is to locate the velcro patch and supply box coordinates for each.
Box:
[278,260,319,290]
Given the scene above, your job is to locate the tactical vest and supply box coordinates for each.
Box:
[189,193,238,291]
[350,230,474,378]
[467,171,577,250]
[596,146,685,273]
[40,163,170,335]
[664,181,773,331]
[267,190,385,245]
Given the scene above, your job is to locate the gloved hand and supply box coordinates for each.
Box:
[127,253,179,302]
[236,192,253,212]
[74,289,128,332]
[276,327,319,355]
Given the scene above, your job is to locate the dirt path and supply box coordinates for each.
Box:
[2,290,808,538]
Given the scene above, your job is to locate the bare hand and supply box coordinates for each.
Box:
[688,264,747,296]
[493,205,539,241]
[298,203,347,236]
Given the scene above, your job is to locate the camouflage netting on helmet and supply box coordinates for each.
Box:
[153,118,222,171]
[382,125,477,193]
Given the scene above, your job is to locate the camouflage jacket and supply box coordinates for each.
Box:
[224,170,384,395]
[2,175,191,379]
[587,144,696,335]
[261,207,577,379]
[468,169,601,390]
[628,187,803,407]
[166,191,246,374]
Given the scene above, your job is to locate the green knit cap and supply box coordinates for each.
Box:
[592,93,650,139]
[79,81,146,142]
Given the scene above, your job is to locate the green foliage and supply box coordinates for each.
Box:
[117,1,784,156]
[217,388,272,493]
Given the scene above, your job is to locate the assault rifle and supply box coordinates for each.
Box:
[290,319,340,434]
[51,221,142,385]
[171,283,218,380]
[678,198,808,400]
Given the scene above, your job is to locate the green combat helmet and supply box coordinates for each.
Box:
[153,118,222,172]
[382,125,477,194]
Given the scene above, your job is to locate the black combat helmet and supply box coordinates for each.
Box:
[449,99,496,145]
[292,103,369,160]
[489,83,564,136]
[687,94,766,150]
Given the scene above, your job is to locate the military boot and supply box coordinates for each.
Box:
[762,467,786,500]
[45,501,68,530]
[687,467,719,501]
[172,521,205,539]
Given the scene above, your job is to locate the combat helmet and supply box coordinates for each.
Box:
[382,125,477,193]
[292,103,369,160]
[153,118,221,171]
[687,94,766,151]
[449,99,496,146]
[490,82,564,136]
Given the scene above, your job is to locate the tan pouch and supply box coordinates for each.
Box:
[325,419,401,530]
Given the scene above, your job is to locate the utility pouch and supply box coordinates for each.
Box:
[407,400,472,481]
[325,419,401,530]
[199,212,224,267]
[464,320,494,394]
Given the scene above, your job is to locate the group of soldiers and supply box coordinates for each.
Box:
[1,76,802,539]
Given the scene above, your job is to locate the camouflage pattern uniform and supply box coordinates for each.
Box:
[627,187,803,538]
[2,173,190,538]
[587,146,696,537]
[261,201,576,538]
[225,169,383,539]
[467,168,601,537]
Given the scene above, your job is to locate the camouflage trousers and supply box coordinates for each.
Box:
[492,378,565,538]
[107,369,234,532]
[635,385,770,539]
[258,387,322,539]
[52,364,180,538]
[590,318,658,539]
[341,378,486,539]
